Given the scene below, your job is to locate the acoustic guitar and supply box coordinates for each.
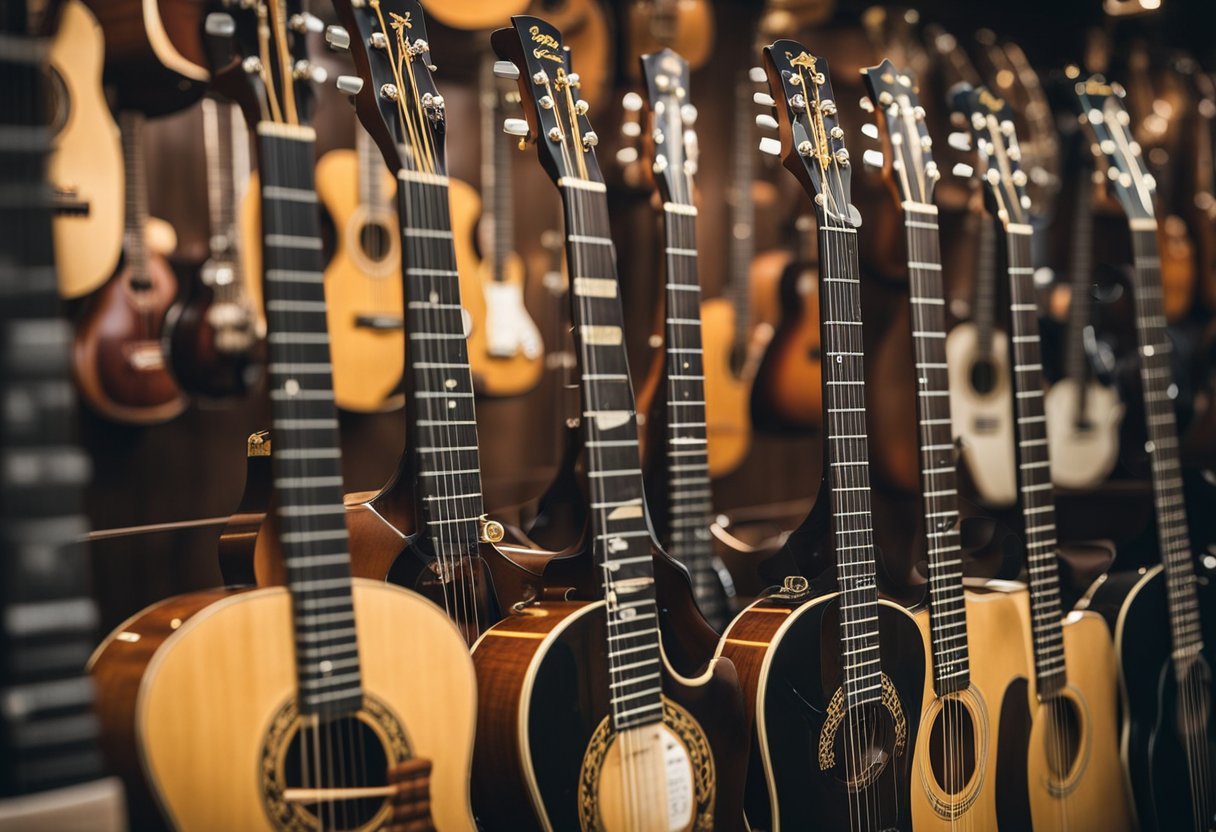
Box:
[717,43,927,831]
[1067,73,1216,832]
[860,60,1037,831]
[952,82,1135,831]
[422,0,530,31]
[472,18,749,830]
[45,0,122,301]
[72,109,187,425]
[0,11,125,829]
[624,0,715,74]
[89,5,476,829]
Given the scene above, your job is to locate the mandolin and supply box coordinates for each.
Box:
[952,82,1135,831]
[89,5,477,829]
[472,17,749,830]
[1067,73,1216,832]
[72,109,187,425]
[0,11,125,828]
[635,48,735,630]
[861,59,1036,831]
[717,43,927,831]
[45,0,122,301]
[163,95,264,399]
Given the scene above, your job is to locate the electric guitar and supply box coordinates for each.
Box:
[0,9,125,828]
[861,60,1036,831]
[89,5,476,829]
[952,81,1135,832]
[472,17,749,830]
[717,42,926,832]
[1068,72,1216,832]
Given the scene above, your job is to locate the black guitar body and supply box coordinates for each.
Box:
[755,595,925,832]
[1089,567,1216,832]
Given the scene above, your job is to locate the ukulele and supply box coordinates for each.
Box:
[472,17,749,830]
[1068,73,1216,832]
[163,95,264,398]
[89,5,476,829]
[1043,163,1124,489]
[45,0,122,300]
[717,43,927,831]
[635,48,735,630]
[951,82,1135,831]
[72,109,187,425]
[861,59,1036,831]
[0,11,125,828]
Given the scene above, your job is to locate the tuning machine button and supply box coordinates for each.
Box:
[753,91,775,108]
[749,66,766,84]
[289,13,323,34]
[862,149,884,168]
[493,60,520,80]
[503,118,530,137]
[859,97,875,113]
[861,123,879,139]
[294,60,327,84]
[947,132,972,152]
[755,114,778,131]
[952,162,975,178]
[324,25,350,51]
[335,75,364,96]
[759,136,782,156]
[622,92,644,112]
[204,12,235,37]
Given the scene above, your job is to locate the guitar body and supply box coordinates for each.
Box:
[751,257,822,431]
[423,0,529,30]
[717,593,925,831]
[945,322,1016,505]
[625,0,714,70]
[47,0,123,300]
[909,589,1034,831]
[89,580,476,832]
[450,178,544,397]
[72,251,187,424]
[700,297,751,477]
[1044,378,1124,490]
[1087,566,1216,832]
[471,599,748,831]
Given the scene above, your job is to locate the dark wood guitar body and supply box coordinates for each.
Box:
[750,253,822,432]
[1086,567,1216,832]
[163,275,263,398]
[72,253,186,424]
[471,598,748,831]
[719,592,925,832]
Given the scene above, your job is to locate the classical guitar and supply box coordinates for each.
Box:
[89,5,476,829]
[0,12,125,829]
[1043,161,1123,489]
[472,17,749,830]
[163,95,264,399]
[861,59,1035,831]
[635,48,735,630]
[1067,73,1216,832]
[952,82,1135,831]
[45,0,122,300]
[717,43,926,832]
[72,109,187,425]
[326,0,540,641]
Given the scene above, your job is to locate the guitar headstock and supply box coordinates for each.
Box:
[204,0,323,132]
[861,59,939,208]
[760,40,858,227]
[951,83,1032,229]
[1068,70,1156,223]
[639,48,698,206]
[491,15,604,188]
[330,0,448,176]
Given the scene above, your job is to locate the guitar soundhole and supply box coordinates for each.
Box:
[281,714,390,830]
[969,359,996,395]
[927,699,977,794]
[359,222,392,263]
[1043,697,1082,781]
[835,703,895,791]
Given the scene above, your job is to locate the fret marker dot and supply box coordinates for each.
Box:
[448,400,457,409]
[429,290,438,303]
[319,660,333,674]
[445,378,457,389]
[619,607,636,620]
[1144,345,1155,356]
[1167,383,1178,399]
[1145,440,1155,453]
[682,361,689,369]
[837,355,843,363]
[285,379,300,396]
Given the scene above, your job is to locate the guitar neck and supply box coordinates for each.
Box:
[357,126,380,208]
[257,124,362,719]
[902,202,971,695]
[815,216,883,709]
[1002,224,1067,698]
[973,213,997,357]
[119,110,149,273]
[560,180,663,732]
[202,97,241,261]
[0,27,105,796]
[1063,173,1094,386]
[1128,221,1204,668]
[397,168,488,569]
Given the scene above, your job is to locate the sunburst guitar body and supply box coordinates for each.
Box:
[699,297,751,477]
[945,321,1016,505]
[89,580,476,832]
[750,253,822,432]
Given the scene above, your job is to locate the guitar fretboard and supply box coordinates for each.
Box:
[1002,223,1067,697]
[1128,222,1203,667]
[562,181,663,732]
[258,125,362,718]
[118,110,149,282]
[972,210,998,360]
[903,203,970,695]
[1062,173,1094,390]
[816,214,882,709]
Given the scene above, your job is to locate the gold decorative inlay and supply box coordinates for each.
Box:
[817,673,908,790]
[247,430,271,457]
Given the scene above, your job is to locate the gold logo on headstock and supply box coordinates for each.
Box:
[529,25,563,63]
[388,11,411,31]
[978,89,1005,112]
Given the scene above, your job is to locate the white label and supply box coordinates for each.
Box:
[662,729,694,831]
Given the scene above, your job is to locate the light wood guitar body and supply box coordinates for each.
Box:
[0,780,126,832]
[700,297,751,477]
[89,580,476,832]
[750,255,822,432]
[423,0,529,30]
[1044,378,1124,490]
[945,322,1016,505]
[47,0,123,300]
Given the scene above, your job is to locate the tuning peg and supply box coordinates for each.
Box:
[324,25,350,51]
[204,12,234,37]
[289,12,323,34]
[621,121,641,138]
[859,97,875,113]
[759,136,782,156]
[295,60,328,84]
[947,132,972,152]
[861,123,878,139]
[616,147,639,165]
[952,162,974,178]
[493,60,520,81]
[755,114,778,131]
[753,91,775,108]
[622,92,643,112]
[503,118,530,137]
[749,66,766,84]
[335,75,364,96]
[862,149,884,169]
